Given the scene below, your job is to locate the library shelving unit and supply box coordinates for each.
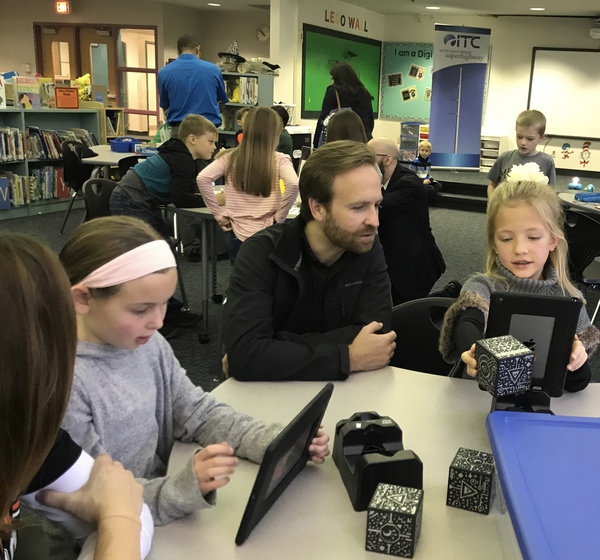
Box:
[80,100,125,144]
[219,72,274,148]
[0,107,100,220]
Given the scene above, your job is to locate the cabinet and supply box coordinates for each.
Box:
[399,122,429,162]
[480,136,511,172]
[0,107,100,220]
[219,73,274,148]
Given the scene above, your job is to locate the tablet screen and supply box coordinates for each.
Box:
[265,427,311,498]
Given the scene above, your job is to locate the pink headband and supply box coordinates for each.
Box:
[77,240,176,288]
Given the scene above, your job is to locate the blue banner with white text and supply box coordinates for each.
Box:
[429,25,491,169]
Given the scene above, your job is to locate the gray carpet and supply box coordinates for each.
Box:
[2,203,599,389]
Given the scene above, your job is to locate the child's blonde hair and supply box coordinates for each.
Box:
[516,110,546,136]
[179,114,218,139]
[59,216,164,298]
[227,107,282,197]
[485,180,578,297]
[419,140,432,150]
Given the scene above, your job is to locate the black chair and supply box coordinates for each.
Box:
[564,209,600,323]
[82,178,118,220]
[59,140,96,234]
[390,297,455,375]
[118,155,143,179]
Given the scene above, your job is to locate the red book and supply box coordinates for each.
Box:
[55,167,69,198]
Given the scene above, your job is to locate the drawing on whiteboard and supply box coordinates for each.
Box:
[580,142,592,167]
[561,143,574,159]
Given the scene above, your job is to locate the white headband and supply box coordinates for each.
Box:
[77,240,176,288]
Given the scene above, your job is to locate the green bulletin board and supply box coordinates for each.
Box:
[381,43,433,121]
[301,24,381,119]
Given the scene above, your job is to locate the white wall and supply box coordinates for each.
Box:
[375,14,600,143]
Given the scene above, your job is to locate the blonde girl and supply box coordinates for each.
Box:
[197,106,299,261]
[440,172,600,391]
[59,216,329,527]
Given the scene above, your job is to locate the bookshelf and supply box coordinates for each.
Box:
[80,101,125,144]
[220,73,274,148]
[480,136,511,172]
[0,107,100,220]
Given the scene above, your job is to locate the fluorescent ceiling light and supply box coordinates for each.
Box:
[426,6,441,9]
[207,2,221,6]
[529,7,546,10]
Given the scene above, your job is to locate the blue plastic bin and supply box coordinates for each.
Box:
[110,137,142,153]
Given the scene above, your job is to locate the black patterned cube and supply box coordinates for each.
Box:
[366,483,423,558]
[475,335,534,397]
[446,447,496,514]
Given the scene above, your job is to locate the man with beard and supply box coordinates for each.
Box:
[223,141,395,381]
[368,137,446,305]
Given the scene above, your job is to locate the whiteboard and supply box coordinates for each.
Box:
[528,48,600,140]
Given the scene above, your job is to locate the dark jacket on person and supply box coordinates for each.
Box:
[313,85,374,148]
[277,129,294,159]
[378,162,445,305]
[224,216,392,381]
[131,137,207,208]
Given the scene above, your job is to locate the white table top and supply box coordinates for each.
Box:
[147,368,600,559]
[558,191,600,214]
[82,144,141,166]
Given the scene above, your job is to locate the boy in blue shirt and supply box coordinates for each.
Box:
[487,109,556,198]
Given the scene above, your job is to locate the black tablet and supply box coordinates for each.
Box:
[235,383,334,545]
[486,293,582,397]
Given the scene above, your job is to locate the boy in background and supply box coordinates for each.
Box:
[410,140,433,180]
[235,107,250,144]
[271,105,294,159]
[487,109,556,198]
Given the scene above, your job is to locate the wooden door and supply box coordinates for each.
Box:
[38,26,77,80]
[78,28,117,98]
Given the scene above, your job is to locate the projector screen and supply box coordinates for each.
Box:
[528,48,600,140]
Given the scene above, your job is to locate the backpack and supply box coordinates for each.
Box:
[317,89,351,147]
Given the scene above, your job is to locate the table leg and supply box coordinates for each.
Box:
[210,221,224,304]
[199,219,210,344]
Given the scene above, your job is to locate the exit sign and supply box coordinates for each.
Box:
[55,1,70,14]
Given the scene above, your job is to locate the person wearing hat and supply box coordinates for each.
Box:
[158,35,229,138]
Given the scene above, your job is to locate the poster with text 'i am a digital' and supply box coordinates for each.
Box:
[380,43,433,121]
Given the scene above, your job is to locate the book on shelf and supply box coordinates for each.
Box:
[39,80,56,108]
[14,77,41,109]
[239,77,258,105]
[0,127,23,162]
[0,174,10,210]
[55,167,68,198]
[106,115,117,136]
[68,127,97,146]
[0,76,6,109]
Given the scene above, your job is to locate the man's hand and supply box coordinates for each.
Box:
[194,443,238,495]
[349,322,397,372]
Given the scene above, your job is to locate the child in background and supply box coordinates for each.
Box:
[325,110,368,144]
[271,104,294,159]
[197,107,299,263]
[487,109,556,198]
[235,107,250,144]
[59,216,330,527]
[0,232,152,560]
[439,168,600,391]
[409,140,433,181]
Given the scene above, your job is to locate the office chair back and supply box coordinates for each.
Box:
[390,297,455,375]
[564,209,600,281]
[118,155,142,179]
[62,141,95,192]
[82,178,118,220]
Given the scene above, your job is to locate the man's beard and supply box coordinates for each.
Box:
[322,213,377,254]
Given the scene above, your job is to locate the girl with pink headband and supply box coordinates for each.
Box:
[0,232,152,560]
[59,216,330,526]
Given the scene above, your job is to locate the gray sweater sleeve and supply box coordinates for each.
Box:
[164,344,283,463]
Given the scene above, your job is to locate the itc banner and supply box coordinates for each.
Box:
[429,25,491,169]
